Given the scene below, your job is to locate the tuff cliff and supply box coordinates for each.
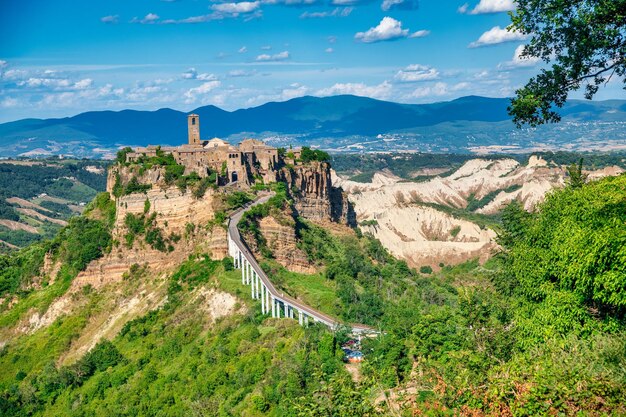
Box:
[82,159,355,288]
[279,161,355,226]
[242,205,316,274]
[73,183,227,290]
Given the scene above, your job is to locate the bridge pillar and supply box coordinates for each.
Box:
[304,315,309,326]
[251,271,255,299]
[284,303,288,318]
[261,284,266,313]
[298,310,303,326]
[241,256,245,285]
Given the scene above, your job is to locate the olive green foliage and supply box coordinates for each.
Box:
[51,216,112,272]
[419,265,433,274]
[565,157,588,189]
[112,175,151,198]
[359,219,378,227]
[466,184,522,212]
[499,173,626,311]
[124,212,173,252]
[299,147,330,163]
[296,221,416,326]
[224,191,253,210]
[118,147,216,198]
[508,0,626,126]
[115,147,133,165]
[238,183,289,259]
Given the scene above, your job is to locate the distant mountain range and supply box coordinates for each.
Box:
[1,95,625,158]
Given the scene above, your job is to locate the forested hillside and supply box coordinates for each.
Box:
[0,173,624,415]
[0,159,109,252]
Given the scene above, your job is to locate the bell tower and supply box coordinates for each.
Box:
[188,114,200,146]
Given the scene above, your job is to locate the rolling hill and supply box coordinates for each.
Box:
[0,95,625,158]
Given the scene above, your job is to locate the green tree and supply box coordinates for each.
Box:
[508,0,626,126]
[566,158,588,189]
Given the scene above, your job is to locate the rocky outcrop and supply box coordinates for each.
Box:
[257,212,316,274]
[73,186,227,290]
[280,161,355,226]
[106,165,166,193]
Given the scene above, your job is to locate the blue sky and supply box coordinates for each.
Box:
[0,0,622,122]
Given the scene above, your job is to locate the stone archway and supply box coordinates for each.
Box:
[231,171,238,182]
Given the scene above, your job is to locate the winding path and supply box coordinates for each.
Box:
[227,193,377,335]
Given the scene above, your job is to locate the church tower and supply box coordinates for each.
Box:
[188,114,200,146]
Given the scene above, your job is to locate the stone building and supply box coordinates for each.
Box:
[125,114,280,186]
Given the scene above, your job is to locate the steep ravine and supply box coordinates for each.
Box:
[334,156,624,269]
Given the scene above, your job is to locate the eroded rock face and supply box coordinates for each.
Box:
[257,212,316,274]
[280,161,355,226]
[73,187,227,290]
[107,165,167,192]
[333,156,624,269]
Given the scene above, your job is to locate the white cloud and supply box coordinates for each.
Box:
[16,76,92,91]
[300,7,353,18]
[411,81,470,98]
[395,64,439,82]
[459,0,515,14]
[132,13,160,24]
[355,17,428,43]
[261,0,320,5]
[0,97,19,108]
[325,47,334,53]
[328,36,337,43]
[197,73,217,81]
[158,2,261,24]
[411,82,449,98]
[73,79,94,90]
[182,68,217,80]
[381,0,419,11]
[261,45,272,50]
[100,15,119,24]
[316,81,392,99]
[255,51,290,62]
[280,83,309,100]
[228,69,257,77]
[498,44,541,69]
[126,86,164,101]
[469,26,527,47]
[238,46,248,53]
[409,30,430,38]
[182,68,198,79]
[184,80,221,103]
[211,1,260,14]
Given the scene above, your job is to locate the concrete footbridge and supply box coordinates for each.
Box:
[227,193,378,335]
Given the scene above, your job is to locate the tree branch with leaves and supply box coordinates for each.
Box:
[508,0,626,127]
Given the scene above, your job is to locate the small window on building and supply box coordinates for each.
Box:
[192,118,196,125]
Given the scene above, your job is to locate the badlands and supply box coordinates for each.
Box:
[333,156,624,270]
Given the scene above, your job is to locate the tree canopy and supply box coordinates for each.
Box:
[508,0,626,126]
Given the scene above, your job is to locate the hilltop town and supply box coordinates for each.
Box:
[122,114,305,187]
